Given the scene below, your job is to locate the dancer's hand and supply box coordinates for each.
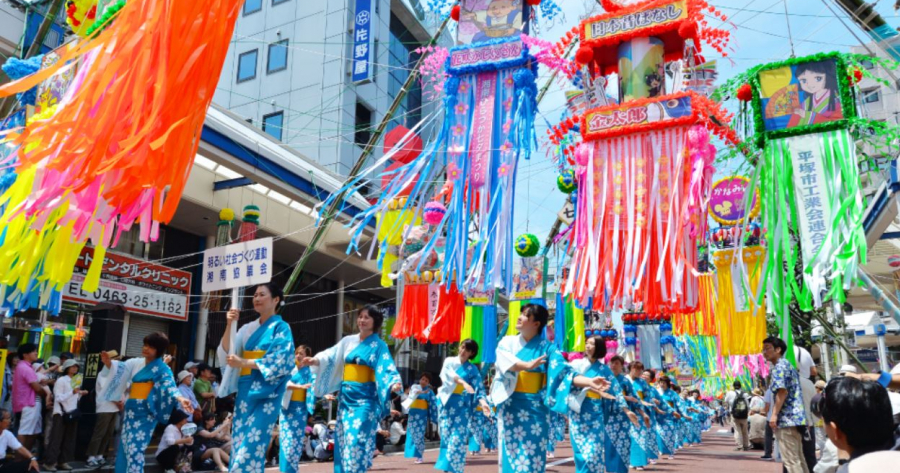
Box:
[391,383,403,393]
[626,410,639,427]
[588,376,610,394]
[298,357,318,367]
[643,413,651,428]
[226,355,246,369]
[226,309,240,325]
[517,356,546,371]
[461,381,475,394]
[177,396,194,414]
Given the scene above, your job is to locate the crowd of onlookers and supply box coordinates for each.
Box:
[0,342,440,472]
[718,336,900,473]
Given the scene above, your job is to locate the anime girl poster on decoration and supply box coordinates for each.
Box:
[511,257,543,300]
[759,58,844,131]
[457,0,528,46]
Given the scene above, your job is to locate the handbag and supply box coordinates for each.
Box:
[63,408,82,423]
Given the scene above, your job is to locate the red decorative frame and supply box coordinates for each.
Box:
[580,0,696,74]
[581,91,698,140]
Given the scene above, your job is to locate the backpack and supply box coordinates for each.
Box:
[732,391,749,420]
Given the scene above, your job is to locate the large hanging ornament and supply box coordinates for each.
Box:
[514,233,540,257]
[557,169,577,193]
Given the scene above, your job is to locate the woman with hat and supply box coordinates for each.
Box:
[300,305,402,473]
[218,283,295,473]
[99,332,193,473]
[42,359,88,471]
[177,371,201,419]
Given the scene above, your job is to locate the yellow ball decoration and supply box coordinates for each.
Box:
[219,208,235,222]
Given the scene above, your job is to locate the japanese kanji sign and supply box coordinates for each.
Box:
[787,134,833,266]
[201,237,273,293]
[64,248,193,321]
[351,0,373,83]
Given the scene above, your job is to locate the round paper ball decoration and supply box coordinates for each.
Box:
[242,205,260,225]
[736,84,753,102]
[514,233,540,257]
[557,169,577,194]
[889,255,900,268]
[450,5,460,21]
[219,208,235,222]
[423,201,447,226]
[575,46,594,65]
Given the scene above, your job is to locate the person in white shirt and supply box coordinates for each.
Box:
[42,360,87,471]
[85,351,124,467]
[724,381,751,450]
[0,408,39,472]
[176,371,200,415]
[156,409,194,473]
[389,415,407,446]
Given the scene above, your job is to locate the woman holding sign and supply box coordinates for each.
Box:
[300,305,402,473]
[218,283,295,473]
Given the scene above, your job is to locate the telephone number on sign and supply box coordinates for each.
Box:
[65,285,186,317]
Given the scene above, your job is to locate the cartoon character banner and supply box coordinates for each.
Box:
[457,0,528,46]
[708,176,760,226]
[759,58,844,132]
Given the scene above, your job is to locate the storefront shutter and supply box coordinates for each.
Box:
[125,315,169,357]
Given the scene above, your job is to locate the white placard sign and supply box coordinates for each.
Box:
[202,237,273,293]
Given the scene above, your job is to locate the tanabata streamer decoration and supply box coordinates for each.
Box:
[460,304,498,364]
[716,51,888,361]
[712,247,767,356]
[553,293,586,353]
[559,0,737,314]
[0,0,244,314]
[323,0,543,343]
[672,273,716,336]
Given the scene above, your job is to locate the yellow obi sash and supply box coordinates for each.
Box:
[638,391,645,400]
[241,350,265,376]
[514,372,546,394]
[130,382,153,400]
[586,390,602,399]
[291,388,307,402]
[453,384,465,395]
[410,399,429,410]
[344,364,375,383]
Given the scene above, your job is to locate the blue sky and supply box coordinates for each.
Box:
[511,0,900,262]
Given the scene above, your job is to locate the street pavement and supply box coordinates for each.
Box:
[266,427,782,472]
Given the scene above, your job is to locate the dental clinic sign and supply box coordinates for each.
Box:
[351,0,374,83]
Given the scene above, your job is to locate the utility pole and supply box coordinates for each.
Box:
[283,12,454,295]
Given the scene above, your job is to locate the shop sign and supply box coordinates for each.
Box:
[64,248,192,321]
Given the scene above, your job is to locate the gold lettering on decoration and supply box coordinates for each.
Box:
[586,1,687,40]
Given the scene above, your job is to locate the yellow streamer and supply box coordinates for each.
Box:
[714,247,767,356]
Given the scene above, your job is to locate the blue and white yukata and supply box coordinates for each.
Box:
[602,373,633,473]
[312,333,401,473]
[435,356,487,473]
[547,411,566,455]
[468,404,485,453]
[279,366,316,473]
[566,358,616,473]
[619,374,651,469]
[684,398,702,444]
[402,385,438,459]
[629,377,661,465]
[491,334,580,473]
[101,357,181,473]
[656,388,684,456]
[217,315,295,473]
[481,407,498,451]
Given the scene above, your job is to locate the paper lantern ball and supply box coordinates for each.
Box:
[575,46,594,65]
[557,169,577,194]
[678,22,698,40]
[736,84,753,102]
[219,208,235,222]
[514,233,540,257]
[450,5,460,21]
[242,205,260,225]
[849,67,864,86]
[526,0,542,5]
[889,255,900,268]
[423,201,447,226]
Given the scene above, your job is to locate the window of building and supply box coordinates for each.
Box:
[861,59,875,70]
[388,14,423,131]
[273,0,291,4]
[864,89,881,104]
[244,0,262,15]
[355,102,372,148]
[267,40,289,74]
[237,50,258,83]
[263,111,285,141]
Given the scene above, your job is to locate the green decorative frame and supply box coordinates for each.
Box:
[748,52,857,148]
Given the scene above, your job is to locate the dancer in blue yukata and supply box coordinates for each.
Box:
[605,356,642,473]
[468,403,486,455]
[302,305,403,473]
[435,339,491,473]
[481,404,498,453]
[546,411,567,458]
[640,369,670,465]
[619,361,652,471]
[402,372,439,463]
[656,376,685,459]
[100,332,193,473]
[219,283,296,473]
[491,304,611,473]
[626,362,658,470]
[279,345,317,473]
[566,336,617,473]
